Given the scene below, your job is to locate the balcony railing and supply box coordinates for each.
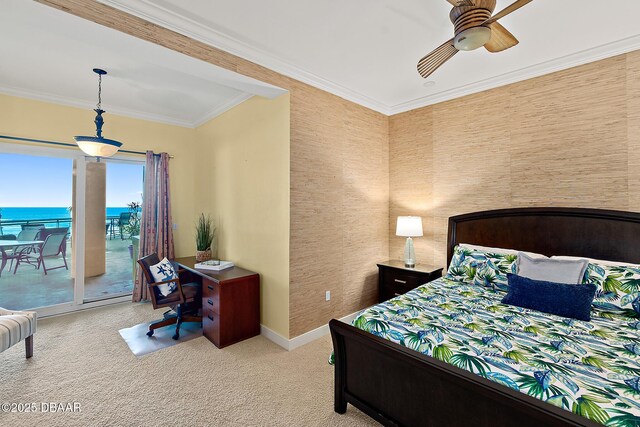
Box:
[0,216,123,237]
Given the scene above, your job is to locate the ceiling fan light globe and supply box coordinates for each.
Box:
[454,26,492,51]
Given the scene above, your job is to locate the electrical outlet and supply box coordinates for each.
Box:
[325,290,331,301]
[172,223,178,230]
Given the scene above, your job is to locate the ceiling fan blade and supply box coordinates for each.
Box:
[485,0,532,25]
[417,39,458,78]
[484,22,519,52]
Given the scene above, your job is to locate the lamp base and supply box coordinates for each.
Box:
[403,237,416,269]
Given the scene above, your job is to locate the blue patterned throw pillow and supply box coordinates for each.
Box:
[583,262,640,318]
[503,274,597,321]
[446,244,519,291]
[150,257,178,297]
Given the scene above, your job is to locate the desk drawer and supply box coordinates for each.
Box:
[202,279,220,314]
[203,309,220,347]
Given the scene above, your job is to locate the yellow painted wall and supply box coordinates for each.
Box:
[0,92,291,338]
[0,93,197,256]
[195,94,291,338]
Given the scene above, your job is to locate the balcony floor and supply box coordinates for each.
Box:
[0,238,134,310]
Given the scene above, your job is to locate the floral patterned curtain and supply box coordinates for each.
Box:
[133,151,175,302]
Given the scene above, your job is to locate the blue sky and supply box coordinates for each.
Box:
[0,153,143,207]
[106,162,144,207]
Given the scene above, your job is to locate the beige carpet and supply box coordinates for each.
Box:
[0,303,377,427]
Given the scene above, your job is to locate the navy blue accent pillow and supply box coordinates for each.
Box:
[502,274,597,321]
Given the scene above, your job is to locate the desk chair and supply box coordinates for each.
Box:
[137,254,202,340]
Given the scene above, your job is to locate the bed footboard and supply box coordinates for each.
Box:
[329,319,598,427]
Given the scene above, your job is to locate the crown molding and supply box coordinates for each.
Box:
[0,84,196,128]
[0,84,254,128]
[388,34,640,115]
[192,92,253,128]
[94,1,640,117]
[96,0,390,115]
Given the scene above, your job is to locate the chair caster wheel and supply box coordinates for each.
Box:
[147,330,154,337]
[172,334,179,340]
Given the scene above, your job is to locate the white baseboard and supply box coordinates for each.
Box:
[261,310,362,351]
[260,324,291,349]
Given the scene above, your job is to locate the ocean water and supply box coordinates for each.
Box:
[0,207,129,236]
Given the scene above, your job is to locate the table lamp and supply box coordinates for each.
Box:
[396,216,423,268]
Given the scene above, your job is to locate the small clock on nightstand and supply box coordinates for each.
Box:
[377,260,443,303]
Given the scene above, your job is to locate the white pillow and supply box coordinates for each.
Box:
[149,257,178,297]
[517,252,588,284]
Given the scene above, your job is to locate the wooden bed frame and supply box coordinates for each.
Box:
[330,207,640,427]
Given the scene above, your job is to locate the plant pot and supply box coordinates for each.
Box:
[195,249,212,262]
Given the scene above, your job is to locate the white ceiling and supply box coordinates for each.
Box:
[0,0,285,128]
[98,0,640,115]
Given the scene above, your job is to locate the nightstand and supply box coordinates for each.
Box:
[377,260,443,302]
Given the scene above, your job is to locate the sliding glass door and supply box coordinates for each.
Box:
[83,159,143,302]
[0,151,74,310]
[0,143,144,314]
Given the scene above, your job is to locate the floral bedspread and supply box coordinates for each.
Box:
[343,276,640,426]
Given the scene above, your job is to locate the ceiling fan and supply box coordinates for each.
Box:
[417,0,532,78]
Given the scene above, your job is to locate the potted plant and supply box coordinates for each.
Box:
[195,213,215,262]
[122,201,141,259]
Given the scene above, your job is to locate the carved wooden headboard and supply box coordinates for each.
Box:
[447,207,640,266]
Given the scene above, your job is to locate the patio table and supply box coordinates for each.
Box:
[0,240,43,278]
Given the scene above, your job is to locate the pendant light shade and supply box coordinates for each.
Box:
[75,136,122,157]
[74,68,123,158]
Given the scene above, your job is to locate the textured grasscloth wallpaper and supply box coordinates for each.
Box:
[390,52,640,269]
[289,88,389,337]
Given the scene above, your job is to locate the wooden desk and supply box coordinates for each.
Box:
[175,257,260,348]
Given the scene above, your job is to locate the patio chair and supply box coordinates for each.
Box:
[4,228,43,271]
[14,232,68,275]
[17,228,42,241]
[117,212,132,240]
[21,224,45,231]
[20,225,45,241]
[39,227,68,241]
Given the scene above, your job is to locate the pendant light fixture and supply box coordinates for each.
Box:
[74,68,122,158]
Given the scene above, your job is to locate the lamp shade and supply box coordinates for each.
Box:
[74,136,122,157]
[396,216,423,237]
